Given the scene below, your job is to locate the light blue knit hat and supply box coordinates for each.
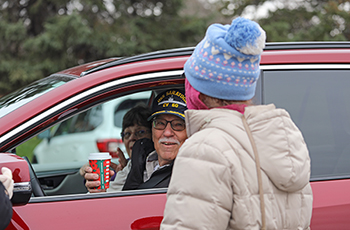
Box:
[184,17,266,101]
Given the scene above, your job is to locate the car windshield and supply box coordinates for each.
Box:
[0,75,75,118]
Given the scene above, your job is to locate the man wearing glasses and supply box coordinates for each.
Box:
[84,89,187,191]
[122,89,188,190]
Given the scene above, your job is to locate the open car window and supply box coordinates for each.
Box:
[15,90,152,196]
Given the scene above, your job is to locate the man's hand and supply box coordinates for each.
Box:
[82,165,115,193]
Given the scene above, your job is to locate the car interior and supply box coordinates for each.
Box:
[15,85,185,197]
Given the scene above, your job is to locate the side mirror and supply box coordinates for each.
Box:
[0,153,32,206]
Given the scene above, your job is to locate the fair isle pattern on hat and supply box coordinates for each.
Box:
[184,17,266,101]
[189,39,260,86]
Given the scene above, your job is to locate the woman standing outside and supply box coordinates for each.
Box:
[161,17,313,230]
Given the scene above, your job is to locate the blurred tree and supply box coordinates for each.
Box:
[0,0,209,96]
[259,0,350,41]
[2,0,349,96]
[208,0,270,18]
[204,0,350,42]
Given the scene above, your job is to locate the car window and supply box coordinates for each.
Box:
[53,105,103,136]
[15,90,151,196]
[262,70,350,181]
[0,75,73,118]
[114,98,149,128]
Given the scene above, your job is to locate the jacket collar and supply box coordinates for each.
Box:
[184,104,277,138]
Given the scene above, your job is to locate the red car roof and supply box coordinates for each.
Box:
[56,58,119,77]
[55,43,350,80]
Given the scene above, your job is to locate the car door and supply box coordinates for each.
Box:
[8,66,185,229]
[11,189,168,229]
[259,66,350,229]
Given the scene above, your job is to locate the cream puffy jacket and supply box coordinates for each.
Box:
[161,104,313,230]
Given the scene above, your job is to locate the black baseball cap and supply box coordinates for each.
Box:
[148,89,187,121]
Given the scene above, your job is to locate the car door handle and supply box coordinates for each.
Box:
[131,216,163,230]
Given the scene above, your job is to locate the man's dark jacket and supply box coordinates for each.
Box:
[122,138,173,190]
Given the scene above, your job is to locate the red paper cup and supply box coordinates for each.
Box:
[88,152,111,189]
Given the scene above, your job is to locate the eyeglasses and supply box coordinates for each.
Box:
[121,129,150,140]
[152,118,186,131]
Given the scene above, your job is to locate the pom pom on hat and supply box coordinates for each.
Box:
[184,17,266,101]
[225,17,266,55]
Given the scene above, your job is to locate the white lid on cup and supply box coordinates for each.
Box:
[88,152,111,160]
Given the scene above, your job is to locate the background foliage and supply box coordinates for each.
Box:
[1,0,349,96]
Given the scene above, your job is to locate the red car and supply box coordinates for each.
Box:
[1,42,350,229]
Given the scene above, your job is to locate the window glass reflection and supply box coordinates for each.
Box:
[0,76,73,118]
[263,70,350,180]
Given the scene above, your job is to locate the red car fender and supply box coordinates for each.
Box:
[6,209,29,230]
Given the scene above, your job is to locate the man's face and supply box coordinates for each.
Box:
[122,124,151,157]
[152,114,187,166]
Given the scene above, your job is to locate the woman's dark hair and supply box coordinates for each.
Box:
[122,104,152,132]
